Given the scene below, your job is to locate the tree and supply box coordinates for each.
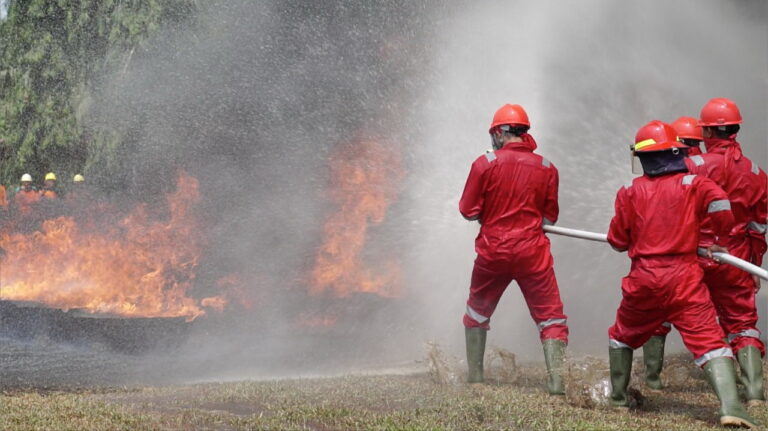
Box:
[0,0,196,189]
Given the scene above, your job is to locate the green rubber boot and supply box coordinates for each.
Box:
[642,335,666,390]
[609,347,633,407]
[465,327,487,383]
[543,339,566,395]
[737,346,766,405]
[704,357,759,429]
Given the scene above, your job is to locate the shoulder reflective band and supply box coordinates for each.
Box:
[694,347,734,367]
[707,199,731,213]
[537,318,566,331]
[634,138,656,151]
[748,221,767,234]
[609,339,631,349]
[485,152,496,163]
[465,305,489,324]
[682,174,696,185]
[690,155,705,166]
[624,180,633,189]
[542,157,551,168]
[752,160,760,175]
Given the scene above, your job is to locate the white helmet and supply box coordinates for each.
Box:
[21,173,32,182]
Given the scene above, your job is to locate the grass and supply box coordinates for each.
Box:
[1,357,766,430]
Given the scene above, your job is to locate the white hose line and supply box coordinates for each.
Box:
[543,225,768,281]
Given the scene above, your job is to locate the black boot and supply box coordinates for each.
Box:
[465,328,487,383]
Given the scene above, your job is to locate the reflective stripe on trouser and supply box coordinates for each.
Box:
[694,347,734,367]
[703,243,766,356]
[608,258,729,364]
[464,255,568,342]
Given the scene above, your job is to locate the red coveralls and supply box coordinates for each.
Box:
[687,138,767,356]
[607,172,735,366]
[459,134,567,342]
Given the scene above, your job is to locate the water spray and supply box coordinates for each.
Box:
[543,225,768,281]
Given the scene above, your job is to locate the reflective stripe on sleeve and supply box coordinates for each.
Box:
[682,174,696,185]
[690,155,705,166]
[609,339,631,349]
[727,329,761,343]
[707,199,731,213]
[542,157,551,168]
[694,347,734,367]
[748,221,767,234]
[466,305,489,324]
[752,160,760,175]
[485,152,496,163]
[537,318,567,331]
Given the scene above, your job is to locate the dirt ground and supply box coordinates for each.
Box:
[1,352,766,430]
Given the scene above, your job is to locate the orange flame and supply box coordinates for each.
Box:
[310,139,404,297]
[0,172,225,320]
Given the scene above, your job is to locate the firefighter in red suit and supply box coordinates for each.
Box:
[686,98,767,406]
[607,120,756,428]
[459,104,567,394]
[640,115,707,390]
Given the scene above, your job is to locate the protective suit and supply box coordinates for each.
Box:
[460,135,565,340]
[459,104,567,393]
[607,171,734,360]
[687,137,767,356]
[606,120,757,429]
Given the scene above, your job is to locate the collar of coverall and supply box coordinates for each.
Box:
[501,132,537,152]
[702,135,740,154]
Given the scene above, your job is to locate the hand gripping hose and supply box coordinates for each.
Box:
[542,225,768,281]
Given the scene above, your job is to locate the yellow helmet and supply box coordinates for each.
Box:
[73,174,85,183]
[45,172,57,181]
[21,173,32,182]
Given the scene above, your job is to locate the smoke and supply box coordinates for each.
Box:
[76,0,767,382]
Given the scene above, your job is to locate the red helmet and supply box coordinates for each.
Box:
[633,120,686,153]
[489,104,530,132]
[699,97,742,126]
[670,116,703,140]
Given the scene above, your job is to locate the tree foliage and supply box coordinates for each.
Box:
[0,0,195,189]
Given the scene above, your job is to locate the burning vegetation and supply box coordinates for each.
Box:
[310,139,405,299]
[0,172,225,320]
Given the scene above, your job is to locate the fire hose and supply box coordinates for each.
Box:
[543,225,768,282]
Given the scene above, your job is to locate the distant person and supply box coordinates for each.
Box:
[40,172,58,200]
[13,173,40,217]
[65,174,93,218]
[459,104,567,394]
[607,120,755,428]
[686,98,767,406]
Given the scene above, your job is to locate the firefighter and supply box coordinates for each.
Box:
[13,173,40,216]
[40,172,58,199]
[686,98,767,406]
[640,116,706,390]
[607,120,756,428]
[459,104,567,394]
[671,116,704,156]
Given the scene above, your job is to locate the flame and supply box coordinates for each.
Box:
[0,172,225,320]
[310,139,404,297]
